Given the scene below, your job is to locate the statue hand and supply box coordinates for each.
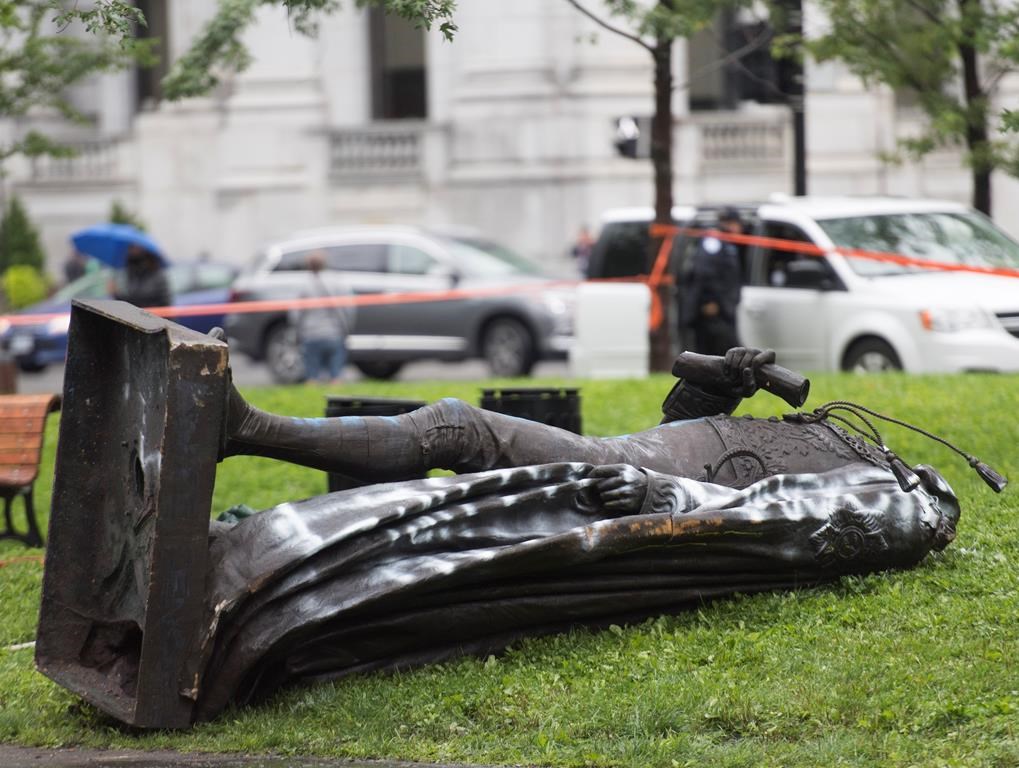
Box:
[590,464,648,512]
[722,347,776,397]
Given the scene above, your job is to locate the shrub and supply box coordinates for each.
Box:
[0,196,45,272]
[109,200,146,231]
[3,265,49,309]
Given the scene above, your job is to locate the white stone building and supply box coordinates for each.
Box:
[5,0,1018,276]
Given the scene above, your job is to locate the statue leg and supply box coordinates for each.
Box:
[223,387,643,481]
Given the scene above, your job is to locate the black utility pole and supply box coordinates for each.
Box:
[779,0,807,195]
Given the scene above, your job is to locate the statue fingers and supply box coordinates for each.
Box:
[752,348,776,368]
[598,488,641,510]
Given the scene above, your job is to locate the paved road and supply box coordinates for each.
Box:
[13,356,572,395]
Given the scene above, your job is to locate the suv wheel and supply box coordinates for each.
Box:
[843,339,902,373]
[265,323,306,384]
[482,317,535,377]
[354,361,404,380]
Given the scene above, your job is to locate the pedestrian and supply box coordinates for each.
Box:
[570,224,595,277]
[112,244,171,308]
[63,250,87,285]
[290,249,355,385]
[680,206,744,356]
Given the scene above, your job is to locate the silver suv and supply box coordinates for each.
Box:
[226,226,574,382]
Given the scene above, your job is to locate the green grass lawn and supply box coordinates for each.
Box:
[1,372,1018,767]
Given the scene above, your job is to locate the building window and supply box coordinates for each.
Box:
[369,8,427,120]
[135,0,169,110]
[687,11,788,112]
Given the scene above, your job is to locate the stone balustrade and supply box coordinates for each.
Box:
[329,122,426,182]
[29,138,124,182]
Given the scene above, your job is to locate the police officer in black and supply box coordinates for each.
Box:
[681,206,744,355]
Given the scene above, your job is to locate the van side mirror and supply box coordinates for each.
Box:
[785,259,833,290]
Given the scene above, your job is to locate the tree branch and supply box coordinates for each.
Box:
[902,0,950,31]
[563,0,653,53]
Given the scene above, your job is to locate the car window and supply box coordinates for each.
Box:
[817,211,1019,276]
[165,264,233,293]
[194,264,237,289]
[757,222,819,287]
[325,244,387,272]
[387,244,436,275]
[275,245,387,273]
[437,236,541,277]
[166,267,191,293]
[52,270,111,301]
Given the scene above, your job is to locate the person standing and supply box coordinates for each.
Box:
[291,250,355,384]
[570,224,595,278]
[63,250,87,285]
[681,207,744,356]
[112,244,171,308]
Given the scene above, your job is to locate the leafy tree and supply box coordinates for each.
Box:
[162,0,458,100]
[564,0,765,368]
[0,196,45,272]
[109,200,147,231]
[808,0,1019,215]
[0,1,154,165]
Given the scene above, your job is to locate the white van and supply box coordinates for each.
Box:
[594,196,1019,372]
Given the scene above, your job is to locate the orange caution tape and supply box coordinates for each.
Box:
[2,231,1017,332]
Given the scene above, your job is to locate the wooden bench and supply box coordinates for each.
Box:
[0,394,61,547]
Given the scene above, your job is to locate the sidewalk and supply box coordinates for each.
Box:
[0,745,501,768]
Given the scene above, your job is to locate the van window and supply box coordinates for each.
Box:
[590,221,689,278]
[589,221,651,278]
[818,211,1019,275]
[756,222,818,287]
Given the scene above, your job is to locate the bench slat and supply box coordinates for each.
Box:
[0,450,42,465]
[0,466,39,486]
[0,417,54,434]
[0,434,42,450]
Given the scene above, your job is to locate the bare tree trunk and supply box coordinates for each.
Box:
[958,0,991,214]
[649,32,674,372]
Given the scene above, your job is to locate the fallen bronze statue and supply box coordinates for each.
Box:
[35,299,1006,729]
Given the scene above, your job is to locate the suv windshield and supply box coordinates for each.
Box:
[818,211,1019,276]
[438,235,541,277]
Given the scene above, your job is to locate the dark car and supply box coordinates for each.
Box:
[0,261,237,372]
[226,226,575,382]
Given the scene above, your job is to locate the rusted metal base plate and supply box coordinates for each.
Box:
[36,299,227,729]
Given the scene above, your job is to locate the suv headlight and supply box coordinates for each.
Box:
[919,308,994,333]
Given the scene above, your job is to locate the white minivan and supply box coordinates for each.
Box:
[593,196,1019,372]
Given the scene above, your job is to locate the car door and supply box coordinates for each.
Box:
[326,239,463,357]
[739,220,833,371]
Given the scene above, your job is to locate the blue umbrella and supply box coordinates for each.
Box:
[71,223,168,268]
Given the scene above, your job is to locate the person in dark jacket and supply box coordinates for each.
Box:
[112,244,171,309]
[681,207,744,355]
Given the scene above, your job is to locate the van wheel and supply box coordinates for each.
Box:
[354,361,404,380]
[843,339,902,373]
[265,323,306,384]
[483,318,535,377]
